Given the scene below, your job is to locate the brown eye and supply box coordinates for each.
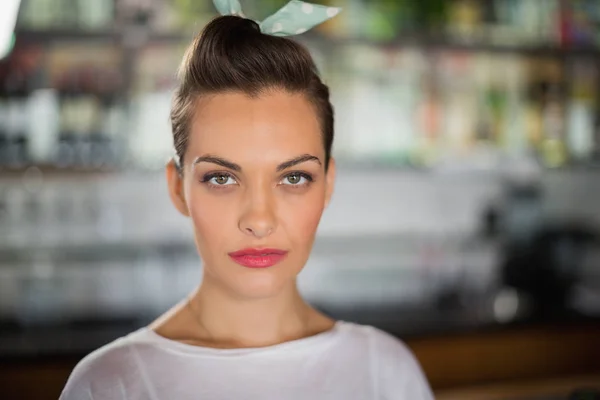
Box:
[202,173,237,186]
[214,174,230,185]
[281,172,312,186]
[286,173,301,184]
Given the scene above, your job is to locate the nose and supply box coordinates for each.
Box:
[238,187,277,239]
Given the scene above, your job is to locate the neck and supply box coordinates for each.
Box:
[188,276,316,348]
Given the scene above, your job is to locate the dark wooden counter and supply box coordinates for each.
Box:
[437,374,600,400]
[412,322,600,390]
[426,321,600,398]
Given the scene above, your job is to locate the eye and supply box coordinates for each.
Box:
[281,172,312,186]
[203,173,237,186]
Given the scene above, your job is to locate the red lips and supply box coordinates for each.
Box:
[228,248,288,268]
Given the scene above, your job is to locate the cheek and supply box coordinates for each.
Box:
[186,187,235,250]
[279,188,325,243]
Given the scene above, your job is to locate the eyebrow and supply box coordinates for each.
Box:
[192,154,321,172]
[192,155,241,171]
[276,154,321,171]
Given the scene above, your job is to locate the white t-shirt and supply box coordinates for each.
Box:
[60,321,434,400]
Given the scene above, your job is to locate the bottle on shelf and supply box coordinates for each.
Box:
[3,70,30,168]
[26,88,60,165]
[56,65,122,170]
[94,68,125,169]
[540,83,568,167]
[56,71,81,168]
[0,77,8,167]
[566,59,597,163]
[77,0,115,31]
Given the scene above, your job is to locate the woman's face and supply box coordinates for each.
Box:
[167,90,335,299]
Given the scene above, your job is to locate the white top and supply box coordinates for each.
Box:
[60,321,434,400]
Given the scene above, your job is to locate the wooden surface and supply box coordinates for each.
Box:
[0,359,76,400]
[1,322,599,399]
[410,323,600,389]
[436,374,600,400]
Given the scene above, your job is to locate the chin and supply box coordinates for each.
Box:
[207,261,296,300]
[232,269,295,299]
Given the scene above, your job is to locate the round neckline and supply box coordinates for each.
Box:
[138,320,347,357]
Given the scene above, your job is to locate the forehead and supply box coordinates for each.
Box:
[188,90,323,162]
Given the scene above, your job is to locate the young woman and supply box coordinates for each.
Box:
[61,10,434,400]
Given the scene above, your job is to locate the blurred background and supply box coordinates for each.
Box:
[1,0,600,399]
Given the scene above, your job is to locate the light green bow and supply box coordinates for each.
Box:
[213,0,341,36]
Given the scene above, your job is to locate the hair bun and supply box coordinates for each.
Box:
[203,15,261,41]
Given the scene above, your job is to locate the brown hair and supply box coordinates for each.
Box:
[170,15,334,172]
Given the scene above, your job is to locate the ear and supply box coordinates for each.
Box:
[166,158,190,217]
[324,157,336,208]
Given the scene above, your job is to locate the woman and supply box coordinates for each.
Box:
[61,9,434,400]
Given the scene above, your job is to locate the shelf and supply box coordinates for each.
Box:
[13,27,600,57]
[0,164,122,177]
[0,159,599,180]
[14,29,189,45]
[15,29,120,42]
[303,32,600,57]
[0,240,196,264]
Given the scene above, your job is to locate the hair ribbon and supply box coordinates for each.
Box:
[212,0,341,36]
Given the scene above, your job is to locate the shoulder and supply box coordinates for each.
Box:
[337,322,416,363]
[338,322,434,400]
[59,328,152,400]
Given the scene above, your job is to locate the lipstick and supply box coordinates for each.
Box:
[228,248,288,268]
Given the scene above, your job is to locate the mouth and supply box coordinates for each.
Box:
[228,248,288,269]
